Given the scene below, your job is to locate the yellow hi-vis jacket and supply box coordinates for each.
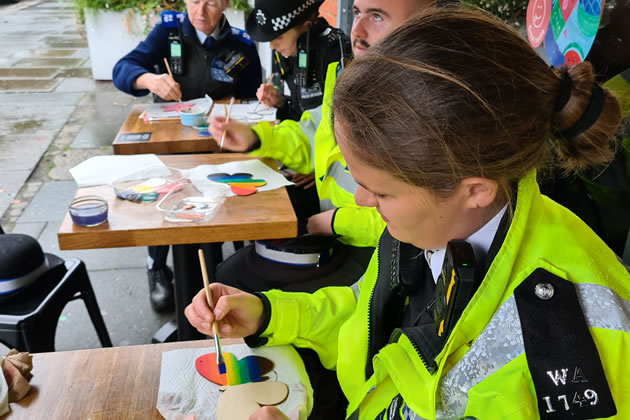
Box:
[257,171,630,419]
[250,62,386,248]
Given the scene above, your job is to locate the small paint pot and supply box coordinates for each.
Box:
[179,107,206,127]
[69,195,108,227]
[193,125,211,137]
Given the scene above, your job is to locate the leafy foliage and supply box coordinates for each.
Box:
[73,0,252,28]
[463,0,529,27]
[73,0,185,18]
[231,0,252,15]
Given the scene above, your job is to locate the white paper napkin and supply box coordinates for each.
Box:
[157,344,313,420]
[69,154,170,187]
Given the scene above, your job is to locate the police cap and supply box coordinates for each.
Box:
[246,0,325,42]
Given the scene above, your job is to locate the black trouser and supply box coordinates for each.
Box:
[147,244,224,270]
[285,183,320,236]
[147,245,170,269]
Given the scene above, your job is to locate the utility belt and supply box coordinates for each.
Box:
[254,234,339,267]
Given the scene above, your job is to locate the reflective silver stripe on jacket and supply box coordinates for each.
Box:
[301,105,322,165]
[325,160,357,194]
[434,283,630,418]
[319,198,335,211]
[350,278,361,301]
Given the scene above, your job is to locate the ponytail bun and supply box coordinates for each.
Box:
[551,61,622,171]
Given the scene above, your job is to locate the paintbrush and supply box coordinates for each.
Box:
[198,249,226,374]
[163,58,181,104]
[253,73,275,113]
[219,97,235,153]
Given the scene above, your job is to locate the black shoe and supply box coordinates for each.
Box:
[147,266,174,312]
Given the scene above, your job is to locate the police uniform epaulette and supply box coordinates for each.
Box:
[514,268,617,419]
[230,27,254,46]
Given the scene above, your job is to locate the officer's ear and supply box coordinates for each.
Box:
[459,177,499,209]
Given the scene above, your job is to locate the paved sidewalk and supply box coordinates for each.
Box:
[0,0,179,352]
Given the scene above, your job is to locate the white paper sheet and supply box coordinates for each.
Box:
[209,103,277,123]
[157,344,313,420]
[69,154,170,187]
[187,160,294,197]
[140,97,213,121]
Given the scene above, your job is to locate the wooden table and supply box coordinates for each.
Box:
[113,104,220,155]
[1,340,239,420]
[57,154,297,341]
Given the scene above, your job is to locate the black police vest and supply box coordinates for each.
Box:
[275,21,351,120]
[175,34,246,101]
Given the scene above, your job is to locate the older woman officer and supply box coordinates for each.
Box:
[114,0,261,102]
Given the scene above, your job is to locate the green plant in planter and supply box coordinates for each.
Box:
[73,0,251,34]
[73,0,186,33]
[463,0,529,27]
[231,0,252,15]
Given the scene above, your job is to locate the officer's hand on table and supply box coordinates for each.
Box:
[256,83,285,108]
[134,73,182,102]
[249,406,290,420]
[289,173,316,189]
[208,117,258,151]
[184,283,264,338]
[306,209,335,235]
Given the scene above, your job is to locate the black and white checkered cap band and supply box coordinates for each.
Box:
[271,0,316,32]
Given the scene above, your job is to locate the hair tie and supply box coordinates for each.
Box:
[560,84,605,140]
[554,71,572,112]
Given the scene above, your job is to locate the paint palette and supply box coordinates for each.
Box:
[195,353,274,386]
[208,172,267,196]
[113,177,185,203]
[156,182,229,223]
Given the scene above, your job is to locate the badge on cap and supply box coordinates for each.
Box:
[256,9,267,25]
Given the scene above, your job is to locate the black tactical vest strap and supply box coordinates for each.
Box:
[365,229,406,379]
[176,34,242,101]
[514,269,616,419]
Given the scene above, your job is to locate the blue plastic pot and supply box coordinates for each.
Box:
[179,107,206,127]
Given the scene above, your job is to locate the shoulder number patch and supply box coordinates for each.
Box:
[514,269,616,419]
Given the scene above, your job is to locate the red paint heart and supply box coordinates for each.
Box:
[231,185,257,196]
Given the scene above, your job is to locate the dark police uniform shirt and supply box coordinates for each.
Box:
[113,14,262,101]
[273,18,351,121]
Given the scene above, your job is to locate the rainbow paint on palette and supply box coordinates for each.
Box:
[195,353,274,386]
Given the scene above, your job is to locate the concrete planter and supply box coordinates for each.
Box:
[84,9,159,80]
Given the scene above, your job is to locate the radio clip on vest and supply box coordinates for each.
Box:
[161,11,185,75]
[296,23,311,88]
[433,240,481,340]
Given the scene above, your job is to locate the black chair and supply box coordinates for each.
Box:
[0,234,112,352]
